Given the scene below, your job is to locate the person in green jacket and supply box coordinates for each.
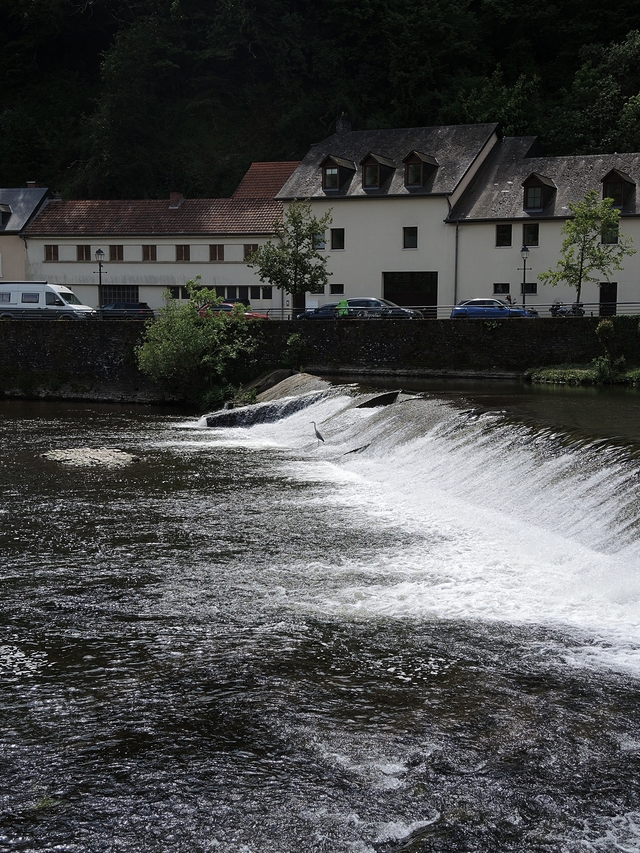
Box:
[336,299,349,318]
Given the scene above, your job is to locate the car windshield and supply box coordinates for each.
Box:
[59,291,82,305]
[378,299,401,307]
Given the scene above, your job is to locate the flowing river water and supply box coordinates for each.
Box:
[3,377,640,852]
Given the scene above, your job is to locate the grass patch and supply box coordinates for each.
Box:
[526,359,640,386]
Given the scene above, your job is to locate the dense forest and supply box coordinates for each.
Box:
[3,0,640,199]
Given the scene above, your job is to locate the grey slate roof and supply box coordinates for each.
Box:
[0,188,49,232]
[277,123,499,199]
[449,137,640,221]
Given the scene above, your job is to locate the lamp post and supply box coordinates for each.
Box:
[95,248,105,305]
[520,245,530,309]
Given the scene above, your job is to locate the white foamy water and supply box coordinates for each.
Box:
[197,388,640,676]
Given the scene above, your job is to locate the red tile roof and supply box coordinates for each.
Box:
[232,161,300,198]
[24,197,284,237]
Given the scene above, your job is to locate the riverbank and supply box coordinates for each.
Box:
[2,316,639,403]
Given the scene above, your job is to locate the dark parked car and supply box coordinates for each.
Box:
[100,301,155,319]
[450,299,538,319]
[297,298,422,320]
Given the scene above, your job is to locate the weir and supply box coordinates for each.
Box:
[3,381,640,851]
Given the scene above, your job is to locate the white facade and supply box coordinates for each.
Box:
[23,235,277,311]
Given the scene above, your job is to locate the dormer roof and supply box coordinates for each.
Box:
[278,123,499,199]
[449,136,640,221]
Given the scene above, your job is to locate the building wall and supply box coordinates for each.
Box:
[23,236,275,310]
[305,196,455,308]
[0,235,28,280]
[456,218,640,311]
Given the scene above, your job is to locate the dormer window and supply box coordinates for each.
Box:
[522,173,556,211]
[525,186,542,209]
[603,182,623,206]
[321,155,356,192]
[363,164,380,188]
[601,169,635,208]
[0,204,11,228]
[403,151,438,188]
[360,153,396,190]
[324,166,339,190]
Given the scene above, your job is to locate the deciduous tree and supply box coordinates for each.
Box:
[538,190,635,302]
[247,200,332,300]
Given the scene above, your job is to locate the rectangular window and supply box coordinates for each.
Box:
[493,283,510,294]
[175,245,190,262]
[226,286,237,301]
[405,162,422,186]
[313,232,326,250]
[604,182,624,206]
[262,286,272,300]
[523,223,539,247]
[109,245,124,261]
[99,285,139,305]
[238,286,249,302]
[209,244,225,261]
[309,283,325,294]
[496,224,512,247]
[323,166,339,190]
[525,186,543,209]
[77,245,91,261]
[167,287,180,300]
[0,293,10,303]
[521,282,537,294]
[243,244,258,260]
[142,245,157,262]
[45,245,58,261]
[330,228,345,250]
[181,287,189,299]
[363,164,379,188]
[602,225,619,245]
[403,226,418,249]
[21,292,39,303]
[250,286,261,300]
[330,283,345,295]
[215,286,226,298]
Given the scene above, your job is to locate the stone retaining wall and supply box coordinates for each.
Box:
[1,316,638,402]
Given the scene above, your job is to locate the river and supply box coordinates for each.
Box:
[2,377,640,852]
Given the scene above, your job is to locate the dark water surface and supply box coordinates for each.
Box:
[2,388,640,852]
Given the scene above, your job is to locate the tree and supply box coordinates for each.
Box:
[136,277,260,407]
[247,200,332,302]
[538,190,635,303]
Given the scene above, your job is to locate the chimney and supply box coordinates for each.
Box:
[336,112,351,135]
[26,181,39,189]
[169,191,184,209]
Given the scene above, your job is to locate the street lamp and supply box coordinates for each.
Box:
[95,248,105,304]
[520,245,530,309]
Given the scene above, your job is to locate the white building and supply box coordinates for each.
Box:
[21,162,299,314]
[279,120,640,316]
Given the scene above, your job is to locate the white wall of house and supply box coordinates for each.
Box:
[456,218,640,312]
[305,196,456,307]
[23,236,274,310]
[0,235,28,281]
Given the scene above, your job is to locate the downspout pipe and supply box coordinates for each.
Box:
[446,197,459,307]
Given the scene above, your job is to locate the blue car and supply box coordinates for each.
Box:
[450,298,538,319]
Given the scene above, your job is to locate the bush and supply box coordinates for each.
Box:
[136,279,261,406]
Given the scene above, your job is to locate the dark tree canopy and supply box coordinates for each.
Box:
[3,0,640,198]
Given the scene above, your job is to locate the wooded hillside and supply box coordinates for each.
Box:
[2,0,640,199]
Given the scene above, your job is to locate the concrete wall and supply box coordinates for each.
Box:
[0,235,27,281]
[2,317,638,402]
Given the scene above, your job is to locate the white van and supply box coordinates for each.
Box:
[0,282,97,320]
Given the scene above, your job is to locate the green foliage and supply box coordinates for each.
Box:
[136,277,260,406]
[248,200,332,298]
[283,333,303,370]
[6,4,640,193]
[538,191,635,302]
